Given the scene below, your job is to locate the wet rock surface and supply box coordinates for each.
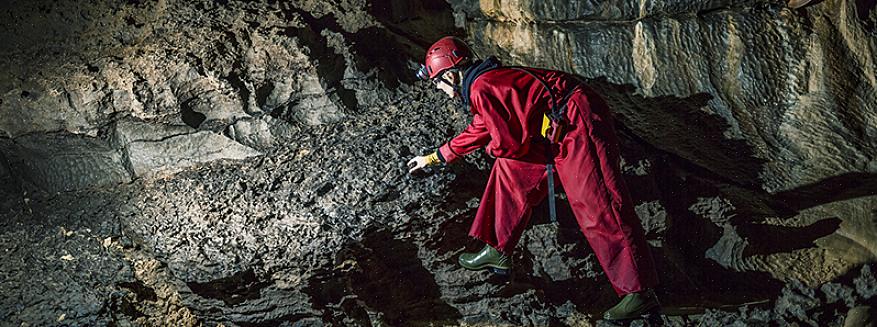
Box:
[1,0,876,326]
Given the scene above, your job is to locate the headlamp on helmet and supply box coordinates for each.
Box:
[416,64,430,81]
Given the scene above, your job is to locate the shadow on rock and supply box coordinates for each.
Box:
[427,160,492,256]
[307,228,462,326]
[773,172,877,212]
[740,217,842,256]
[367,0,460,48]
[656,162,787,307]
[585,76,766,190]
[187,269,269,306]
[856,0,877,33]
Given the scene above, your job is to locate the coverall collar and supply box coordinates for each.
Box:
[461,56,502,108]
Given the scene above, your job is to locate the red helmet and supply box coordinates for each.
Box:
[416,36,472,80]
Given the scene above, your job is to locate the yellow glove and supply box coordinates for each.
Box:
[407,152,441,174]
[425,152,440,166]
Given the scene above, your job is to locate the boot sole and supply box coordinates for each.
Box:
[459,261,511,275]
[601,306,663,326]
[489,267,510,276]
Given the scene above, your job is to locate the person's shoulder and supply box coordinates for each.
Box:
[471,68,516,90]
[469,76,504,99]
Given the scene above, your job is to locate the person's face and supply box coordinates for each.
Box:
[434,71,457,99]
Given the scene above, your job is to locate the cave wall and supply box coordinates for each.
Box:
[0,0,443,191]
[0,0,467,194]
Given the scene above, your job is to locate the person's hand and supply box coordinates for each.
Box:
[407,156,430,174]
[407,152,441,174]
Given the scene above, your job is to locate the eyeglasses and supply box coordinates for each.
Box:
[432,75,455,88]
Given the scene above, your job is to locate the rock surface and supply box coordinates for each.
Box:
[1,0,875,326]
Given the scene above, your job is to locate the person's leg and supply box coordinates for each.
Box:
[555,89,658,296]
[468,157,549,255]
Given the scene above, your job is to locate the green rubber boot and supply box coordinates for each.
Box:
[458,245,511,275]
[603,289,661,321]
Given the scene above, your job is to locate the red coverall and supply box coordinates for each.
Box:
[438,67,658,295]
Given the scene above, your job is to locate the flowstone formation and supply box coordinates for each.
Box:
[1,0,875,326]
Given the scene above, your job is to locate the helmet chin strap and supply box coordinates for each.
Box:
[435,75,461,98]
[436,71,463,98]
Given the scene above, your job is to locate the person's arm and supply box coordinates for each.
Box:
[437,112,490,164]
[407,113,491,173]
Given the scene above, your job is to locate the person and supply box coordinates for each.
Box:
[406,36,661,321]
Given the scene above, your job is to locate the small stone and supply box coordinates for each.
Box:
[844,306,877,327]
[855,265,877,300]
[821,283,856,308]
